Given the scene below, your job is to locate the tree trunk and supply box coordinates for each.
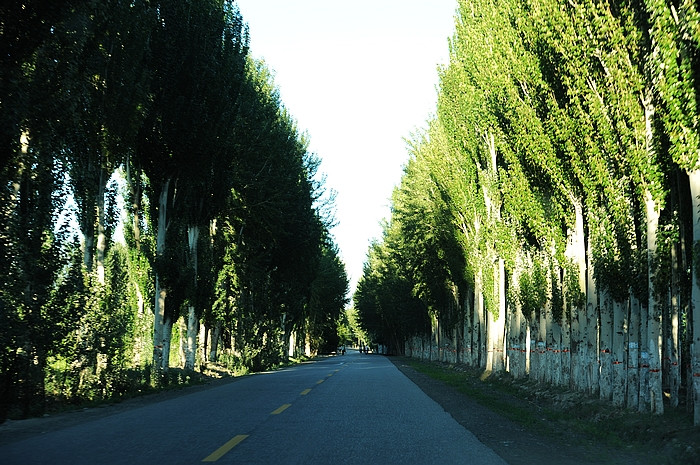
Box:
[95,166,107,284]
[561,313,571,387]
[152,177,171,374]
[599,288,613,401]
[639,295,650,412]
[518,288,528,378]
[686,168,700,425]
[547,301,559,385]
[539,298,548,383]
[125,157,143,252]
[508,261,522,378]
[162,317,173,371]
[209,322,221,363]
[668,240,681,408]
[198,323,208,364]
[495,258,506,372]
[645,190,664,414]
[586,233,599,395]
[133,285,145,366]
[184,225,200,371]
[627,292,641,410]
[184,306,198,370]
[486,261,502,372]
[612,299,627,407]
[475,271,485,368]
[178,316,186,366]
[567,199,586,391]
[464,288,474,365]
[153,276,168,373]
[486,310,495,372]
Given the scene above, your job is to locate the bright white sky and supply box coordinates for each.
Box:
[235,0,457,297]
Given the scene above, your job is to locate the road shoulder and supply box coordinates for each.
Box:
[389,356,654,465]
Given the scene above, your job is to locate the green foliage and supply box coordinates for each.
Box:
[358,0,699,410]
[1,0,346,419]
[518,257,548,321]
[550,267,564,323]
[354,225,431,353]
[563,259,586,313]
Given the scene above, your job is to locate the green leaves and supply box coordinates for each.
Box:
[1,0,347,414]
[357,0,700,381]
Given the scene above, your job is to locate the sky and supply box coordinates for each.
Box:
[234,0,458,297]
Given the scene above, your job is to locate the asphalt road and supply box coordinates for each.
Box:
[0,350,507,464]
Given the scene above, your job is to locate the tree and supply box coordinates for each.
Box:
[363,0,700,424]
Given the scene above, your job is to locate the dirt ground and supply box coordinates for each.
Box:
[389,356,700,465]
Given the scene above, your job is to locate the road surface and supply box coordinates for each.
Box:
[0,350,507,464]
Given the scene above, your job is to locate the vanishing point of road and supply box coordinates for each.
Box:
[0,350,507,464]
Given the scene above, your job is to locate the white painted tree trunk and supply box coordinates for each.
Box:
[508,261,522,377]
[686,168,700,425]
[599,288,613,401]
[288,330,296,358]
[550,317,562,386]
[586,234,599,395]
[152,178,171,374]
[82,235,94,271]
[638,293,650,412]
[639,90,663,414]
[538,300,548,383]
[198,323,208,364]
[645,190,664,414]
[627,293,641,410]
[184,306,198,370]
[518,290,528,378]
[153,276,168,372]
[612,299,627,407]
[668,243,681,408]
[529,319,539,381]
[546,299,558,385]
[568,199,586,390]
[495,258,506,372]
[95,167,107,285]
[475,271,485,368]
[486,310,495,372]
[184,225,200,371]
[209,322,221,362]
[486,260,505,372]
[561,304,571,387]
[133,285,145,366]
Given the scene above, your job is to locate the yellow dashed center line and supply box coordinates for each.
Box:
[270,403,291,415]
[202,434,248,462]
[203,366,341,460]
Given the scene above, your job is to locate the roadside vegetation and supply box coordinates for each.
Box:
[1,0,348,422]
[355,0,700,438]
[406,358,699,464]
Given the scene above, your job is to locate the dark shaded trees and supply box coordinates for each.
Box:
[1,0,347,420]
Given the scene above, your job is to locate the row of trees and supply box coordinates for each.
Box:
[1,0,348,421]
[355,0,700,424]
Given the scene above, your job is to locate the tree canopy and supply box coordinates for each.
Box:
[1,0,348,421]
[354,0,700,423]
